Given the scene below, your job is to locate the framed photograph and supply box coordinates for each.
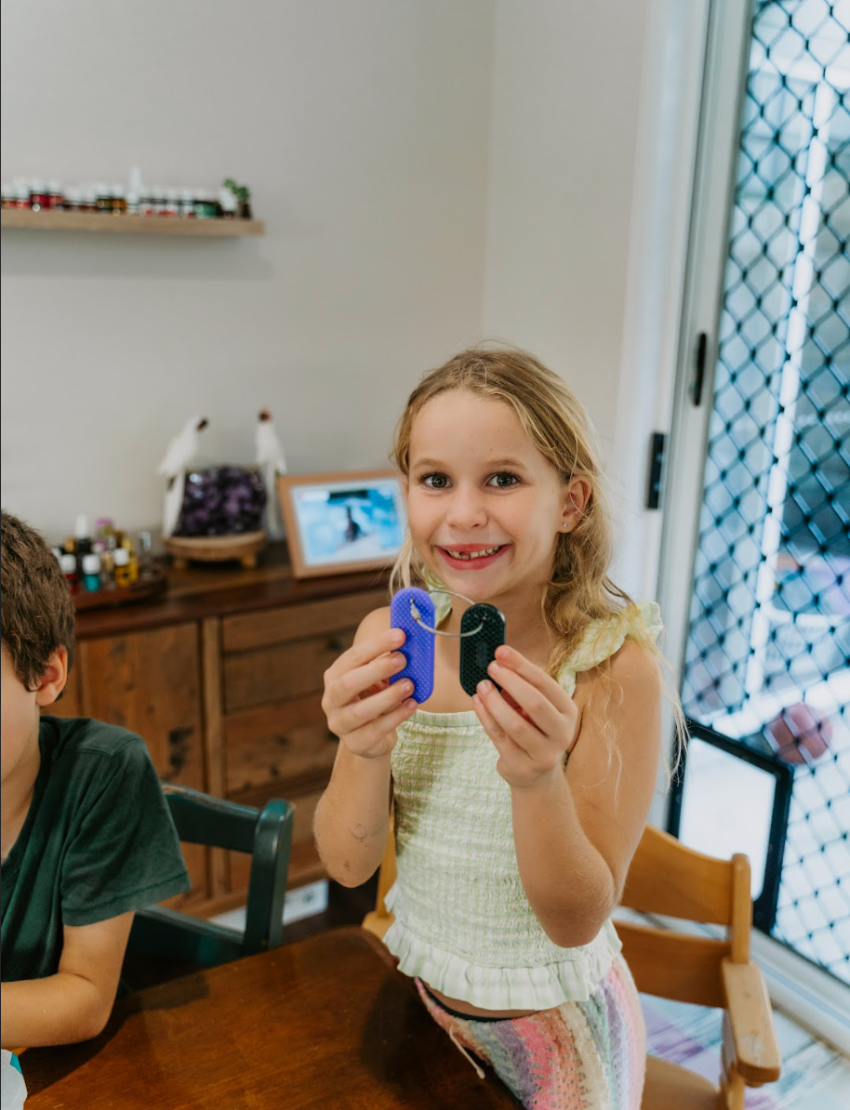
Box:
[277,469,407,578]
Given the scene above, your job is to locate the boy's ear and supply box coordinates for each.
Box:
[34,647,69,708]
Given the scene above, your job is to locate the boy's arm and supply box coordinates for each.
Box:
[1,911,134,1049]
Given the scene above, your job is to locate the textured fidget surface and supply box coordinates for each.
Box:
[459,603,506,696]
[390,588,435,703]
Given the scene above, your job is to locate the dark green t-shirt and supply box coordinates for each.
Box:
[1,716,190,982]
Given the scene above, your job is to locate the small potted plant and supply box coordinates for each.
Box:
[223,178,252,219]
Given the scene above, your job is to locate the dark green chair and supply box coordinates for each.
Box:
[128,784,295,968]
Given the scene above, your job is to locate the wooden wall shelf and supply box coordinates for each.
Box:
[0,210,265,237]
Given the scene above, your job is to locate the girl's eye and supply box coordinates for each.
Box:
[489,472,520,489]
[421,473,450,489]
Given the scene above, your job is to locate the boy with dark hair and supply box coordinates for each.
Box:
[1,510,189,1048]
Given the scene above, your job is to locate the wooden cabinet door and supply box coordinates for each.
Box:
[78,623,207,905]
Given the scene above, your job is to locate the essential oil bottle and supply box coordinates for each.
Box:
[81,552,102,592]
[113,546,132,587]
[60,553,79,594]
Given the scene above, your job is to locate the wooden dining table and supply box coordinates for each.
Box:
[21,926,520,1109]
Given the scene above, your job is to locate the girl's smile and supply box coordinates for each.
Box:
[437,542,510,570]
[406,390,577,610]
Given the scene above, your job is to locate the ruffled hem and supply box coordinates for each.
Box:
[383,890,622,1010]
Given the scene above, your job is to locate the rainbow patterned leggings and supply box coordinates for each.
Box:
[414,956,645,1110]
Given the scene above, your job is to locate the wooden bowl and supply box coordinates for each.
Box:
[162,531,267,570]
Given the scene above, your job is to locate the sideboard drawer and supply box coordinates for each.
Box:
[224,694,338,796]
[221,590,385,654]
[222,630,356,712]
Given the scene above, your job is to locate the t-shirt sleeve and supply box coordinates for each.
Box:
[60,736,191,928]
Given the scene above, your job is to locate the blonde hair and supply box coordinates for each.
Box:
[390,344,686,774]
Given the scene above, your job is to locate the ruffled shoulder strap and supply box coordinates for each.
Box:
[557,601,663,689]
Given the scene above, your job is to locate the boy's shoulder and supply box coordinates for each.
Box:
[39,715,149,767]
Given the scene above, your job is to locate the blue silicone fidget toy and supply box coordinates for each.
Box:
[390,587,435,703]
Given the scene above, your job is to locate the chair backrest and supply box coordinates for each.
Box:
[616,824,752,1008]
[128,784,294,967]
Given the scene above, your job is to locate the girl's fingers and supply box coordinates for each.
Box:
[325,628,406,684]
[328,676,415,736]
[340,696,419,751]
[472,692,525,760]
[485,662,560,737]
[492,645,574,714]
[474,680,547,756]
[326,651,408,710]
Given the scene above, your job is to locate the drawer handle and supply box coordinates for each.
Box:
[327,636,345,653]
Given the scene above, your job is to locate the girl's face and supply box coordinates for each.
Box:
[406,390,579,608]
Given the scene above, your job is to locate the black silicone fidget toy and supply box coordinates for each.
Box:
[459,603,506,696]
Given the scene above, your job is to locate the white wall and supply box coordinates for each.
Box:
[0,0,494,540]
[1,0,705,582]
[483,0,649,444]
[483,0,708,602]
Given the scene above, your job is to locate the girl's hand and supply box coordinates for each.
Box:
[322,628,418,759]
[472,644,580,789]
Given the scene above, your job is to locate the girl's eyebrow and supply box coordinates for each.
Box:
[411,457,527,470]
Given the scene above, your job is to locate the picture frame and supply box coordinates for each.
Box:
[277,469,407,578]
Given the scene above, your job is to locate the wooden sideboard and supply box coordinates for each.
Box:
[50,544,389,918]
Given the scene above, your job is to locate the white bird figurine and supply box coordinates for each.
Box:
[255,408,287,538]
[158,416,209,537]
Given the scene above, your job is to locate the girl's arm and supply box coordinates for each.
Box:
[474,639,662,948]
[314,608,417,888]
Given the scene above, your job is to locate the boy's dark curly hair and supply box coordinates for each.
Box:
[1,510,76,689]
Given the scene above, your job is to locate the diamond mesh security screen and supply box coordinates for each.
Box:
[681,0,849,983]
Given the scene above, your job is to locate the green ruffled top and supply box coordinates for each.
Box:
[384,599,663,1011]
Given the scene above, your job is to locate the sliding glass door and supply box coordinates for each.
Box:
[663,0,848,986]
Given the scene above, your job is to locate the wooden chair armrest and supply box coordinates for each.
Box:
[720,958,781,1085]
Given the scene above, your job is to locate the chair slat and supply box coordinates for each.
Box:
[617,921,729,1008]
[621,826,736,926]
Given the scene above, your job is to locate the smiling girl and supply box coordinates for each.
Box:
[314,346,677,1109]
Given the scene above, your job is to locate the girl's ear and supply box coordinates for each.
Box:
[34,647,69,708]
[560,478,591,533]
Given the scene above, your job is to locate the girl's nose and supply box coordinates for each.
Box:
[445,486,487,529]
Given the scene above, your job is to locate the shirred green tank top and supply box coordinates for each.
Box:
[384,600,663,1011]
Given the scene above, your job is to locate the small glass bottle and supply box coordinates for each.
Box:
[113,546,132,588]
[60,552,79,594]
[121,538,139,583]
[126,190,141,215]
[0,183,13,209]
[218,188,237,219]
[140,191,155,217]
[179,188,195,217]
[81,552,102,592]
[64,186,82,212]
[80,184,98,212]
[74,514,92,581]
[110,184,127,214]
[29,178,49,211]
[47,181,64,209]
[137,531,154,577]
[12,180,31,209]
[193,188,219,219]
[100,537,116,590]
[96,184,112,213]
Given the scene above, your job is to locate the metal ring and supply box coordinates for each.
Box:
[410,588,485,638]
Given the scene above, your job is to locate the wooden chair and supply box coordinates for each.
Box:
[362,823,781,1110]
[127,784,295,968]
